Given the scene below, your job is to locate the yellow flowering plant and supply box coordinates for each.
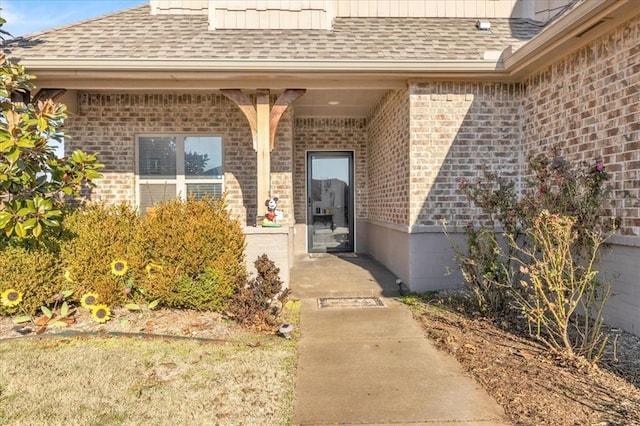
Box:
[111,259,159,312]
[3,288,76,334]
[110,259,129,276]
[80,292,99,310]
[1,288,22,308]
[90,304,111,323]
[79,292,113,324]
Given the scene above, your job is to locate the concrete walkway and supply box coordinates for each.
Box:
[292,254,508,425]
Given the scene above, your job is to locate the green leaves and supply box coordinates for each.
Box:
[0,52,103,240]
[41,306,54,319]
[0,196,64,237]
[12,315,32,324]
[60,301,70,318]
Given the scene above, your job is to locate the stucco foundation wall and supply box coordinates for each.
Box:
[364,220,410,285]
[66,92,295,227]
[599,240,640,335]
[522,16,640,336]
[244,227,293,287]
[409,81,524,227]
[364,222,463,292]
[408,229,464,292]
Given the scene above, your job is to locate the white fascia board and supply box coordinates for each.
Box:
[20,58,504,73]
[503,0,639,79]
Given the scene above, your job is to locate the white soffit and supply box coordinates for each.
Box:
[293,89,388,118]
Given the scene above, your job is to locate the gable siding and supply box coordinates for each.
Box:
[534,0,573,23]
[147,0,548,30]
[151,0,208,14]
[336,0,526,19]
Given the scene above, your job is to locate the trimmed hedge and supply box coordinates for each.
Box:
[2,196,248,315]
[0,238,65,315]
[61,203,145,306]
[138,196,247,310]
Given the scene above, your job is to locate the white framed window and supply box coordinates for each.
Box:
[136,135,223,212]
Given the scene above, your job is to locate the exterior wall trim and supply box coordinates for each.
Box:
[362,219,465,235]
[608,235,640,248]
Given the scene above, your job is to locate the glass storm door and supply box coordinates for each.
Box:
[307,152,354,253]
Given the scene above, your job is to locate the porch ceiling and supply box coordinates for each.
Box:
[293,89,388,118]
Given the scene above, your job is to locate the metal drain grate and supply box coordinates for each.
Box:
[317,297,386,309]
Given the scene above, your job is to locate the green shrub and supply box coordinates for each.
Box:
[167,269,236,311]
[137,196,247,308]
[61,203,145,306]
[12,196,247,313]
[0,242,64,315]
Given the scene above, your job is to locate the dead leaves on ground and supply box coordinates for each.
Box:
[411,305,640,425]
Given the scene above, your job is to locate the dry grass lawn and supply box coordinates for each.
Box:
[0,335,295,425]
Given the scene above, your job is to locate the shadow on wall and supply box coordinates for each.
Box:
[413,82,523,229]
[410,82,524,289]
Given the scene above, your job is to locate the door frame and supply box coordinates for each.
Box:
[306,150,355,253]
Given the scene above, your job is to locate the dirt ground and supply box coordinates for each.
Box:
[404,295,640,426]
[0,306,269,341]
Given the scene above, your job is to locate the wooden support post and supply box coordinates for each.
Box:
[256,89,271,223]
[220,89,258,150]
[221,88,306,226]
[270,89,306,151]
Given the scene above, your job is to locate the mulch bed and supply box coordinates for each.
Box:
[408,301,640,426]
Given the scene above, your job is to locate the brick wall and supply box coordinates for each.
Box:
[292,118,368,224]
[367,89,411,226]
[523,16,640,236]
[409,82,523,227]
[66,92,294,227]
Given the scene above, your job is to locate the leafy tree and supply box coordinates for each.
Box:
[185,151,210,176]
[0,24,104,238]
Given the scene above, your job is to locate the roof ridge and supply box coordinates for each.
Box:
[18,3,148,39]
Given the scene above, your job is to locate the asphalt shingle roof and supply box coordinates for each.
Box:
[4,5,543,62]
